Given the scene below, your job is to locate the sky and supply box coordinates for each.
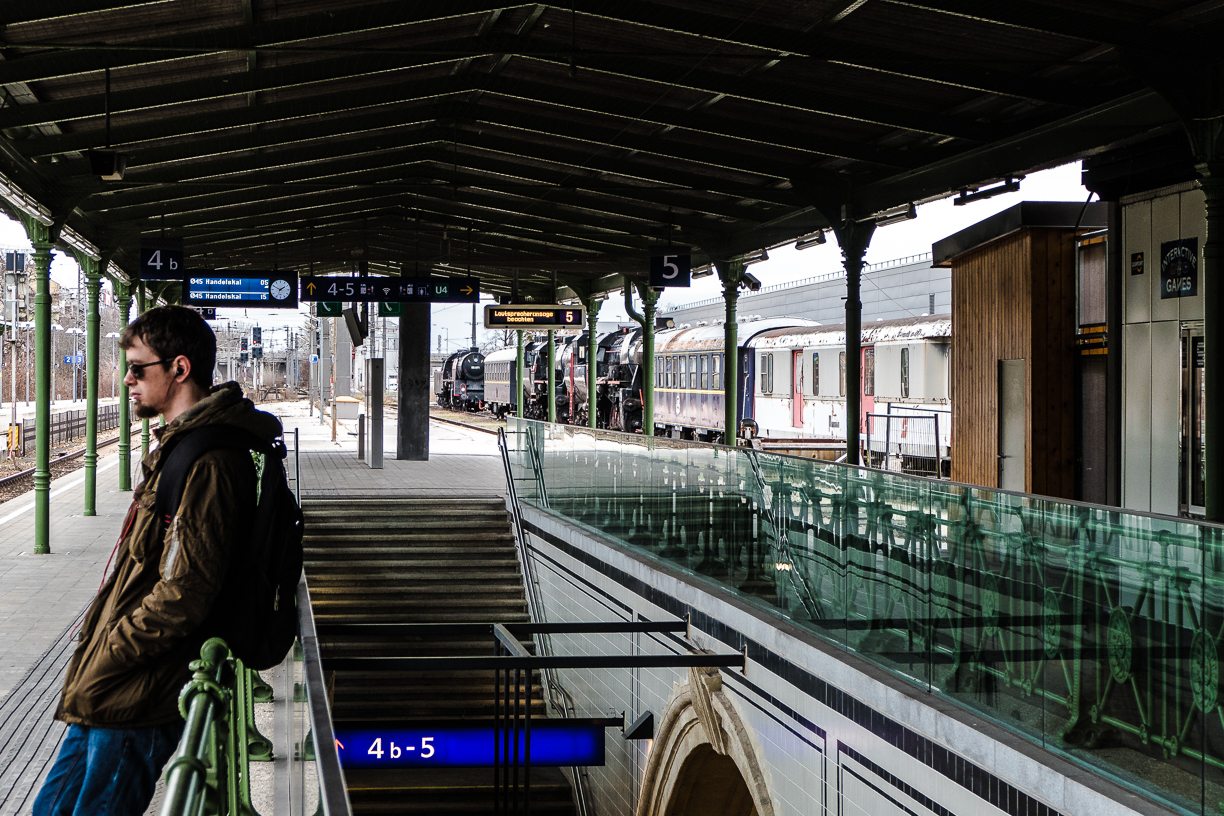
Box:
[0,161,1087,354]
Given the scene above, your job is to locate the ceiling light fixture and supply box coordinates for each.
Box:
[954,177,1021,206]
[88,68,129,181]
[874,203,917,227]
[795,231,826,250]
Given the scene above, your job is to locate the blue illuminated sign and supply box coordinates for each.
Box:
[334,724,605,769]
[184,270,298,309]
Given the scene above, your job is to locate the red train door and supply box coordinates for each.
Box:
[792,350,804,428]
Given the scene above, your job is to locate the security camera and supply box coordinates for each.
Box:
[742,272,762,292]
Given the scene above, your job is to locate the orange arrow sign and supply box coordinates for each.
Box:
[306,281,316,294]
[461,285,474,295]
[335,738,345,750]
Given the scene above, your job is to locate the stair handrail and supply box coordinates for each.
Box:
[296,577,355,816]
[497,425,595,816]
[742,447,823,621]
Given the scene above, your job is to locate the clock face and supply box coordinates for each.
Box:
[271,279,292,300]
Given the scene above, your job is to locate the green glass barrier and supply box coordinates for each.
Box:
[506,417,1224,816]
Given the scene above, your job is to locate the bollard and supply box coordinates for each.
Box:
[357,413,365,461]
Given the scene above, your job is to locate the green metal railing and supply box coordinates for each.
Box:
[159,639,273,816]
[160,580,352,816]
[505,417,1224,816]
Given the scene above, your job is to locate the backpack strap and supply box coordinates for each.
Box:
[154,425,271,526]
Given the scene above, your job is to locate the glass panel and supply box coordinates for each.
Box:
[864,349,875,396]
[701,355,709,389]
[506,417,1224,814]
[713,354,721,391]
[679,356,687,389]
[689,355,697,389]
[839,352,846,396]
[812,352,819,396]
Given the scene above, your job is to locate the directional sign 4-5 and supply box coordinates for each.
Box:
[301,276,478,303]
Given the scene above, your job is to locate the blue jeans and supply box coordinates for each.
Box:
[33,722,185,816]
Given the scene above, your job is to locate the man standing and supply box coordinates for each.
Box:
[34,306,283,816]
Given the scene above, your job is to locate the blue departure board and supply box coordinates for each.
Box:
[184,270,298,308]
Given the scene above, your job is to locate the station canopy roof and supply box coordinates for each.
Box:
[0,0,1211,302]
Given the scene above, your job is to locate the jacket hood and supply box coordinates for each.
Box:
[160,382,283,447]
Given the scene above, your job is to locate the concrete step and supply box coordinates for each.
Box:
[344,767,573,815]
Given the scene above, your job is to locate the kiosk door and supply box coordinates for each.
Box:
[1181,326,1205,516]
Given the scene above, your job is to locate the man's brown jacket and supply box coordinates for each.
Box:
[55,382,282,728]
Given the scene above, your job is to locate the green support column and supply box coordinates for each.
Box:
[81,259,101,515]
[1201,166,1223,520]
[138,281,149,459]
[585,297,602,428]
[547,329,556,424]
[515,329,525,419]
[625,283,660,436]
[115,280,133,491]
[715,260,742,443]
[31,240,54,554]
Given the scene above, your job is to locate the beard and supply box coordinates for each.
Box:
[134,403,161,419]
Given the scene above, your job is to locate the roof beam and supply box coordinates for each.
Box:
[0,0,509,85]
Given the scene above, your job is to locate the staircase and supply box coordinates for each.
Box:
[302,496,576,814]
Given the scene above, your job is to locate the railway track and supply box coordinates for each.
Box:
[0,427,140,491]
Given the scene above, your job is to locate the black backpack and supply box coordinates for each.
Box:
[155,424,305,671]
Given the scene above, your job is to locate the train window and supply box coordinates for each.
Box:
[838,352,846,396]
[700,355,709,389]
[678,355,687,389]
[761,353,774,394]
[864,349,875,396]
[665,356,673,388]
[656,356,663,388]
[901,347,910,398]
[688,355,697,388]
[812,352,819,395]
[712,354,721,390]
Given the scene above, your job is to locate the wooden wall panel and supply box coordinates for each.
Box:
[950,230,1031,488]
[950,228,1078,500]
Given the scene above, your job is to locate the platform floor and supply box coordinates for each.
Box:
[0,399,505,814]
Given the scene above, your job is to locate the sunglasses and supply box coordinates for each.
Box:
[128,359,172,380]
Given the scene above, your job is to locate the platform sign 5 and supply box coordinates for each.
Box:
[649,252,691,288]
[483,305,585,329]
[184,270,299,308]
[334,724,604,769]
[300,276,479,303]
[139,243,184,281]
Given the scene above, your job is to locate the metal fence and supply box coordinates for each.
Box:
[16,403,124,456]
[865,411,948,478]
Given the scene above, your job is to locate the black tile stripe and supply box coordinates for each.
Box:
[523,517,1065,816]
[840,741,955,816]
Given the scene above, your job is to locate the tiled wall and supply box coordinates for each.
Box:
[518,506,1170,816]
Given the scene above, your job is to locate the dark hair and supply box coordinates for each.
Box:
[120,305,216,390]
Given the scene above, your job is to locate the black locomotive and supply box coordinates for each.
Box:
[433,347,485,411]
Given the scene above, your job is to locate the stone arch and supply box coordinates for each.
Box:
[636,665,774,816]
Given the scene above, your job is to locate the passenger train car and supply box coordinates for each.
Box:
[644,314,951,469]
[458,313,952,471]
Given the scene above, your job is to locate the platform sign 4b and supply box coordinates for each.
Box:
[140,241,185,281]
